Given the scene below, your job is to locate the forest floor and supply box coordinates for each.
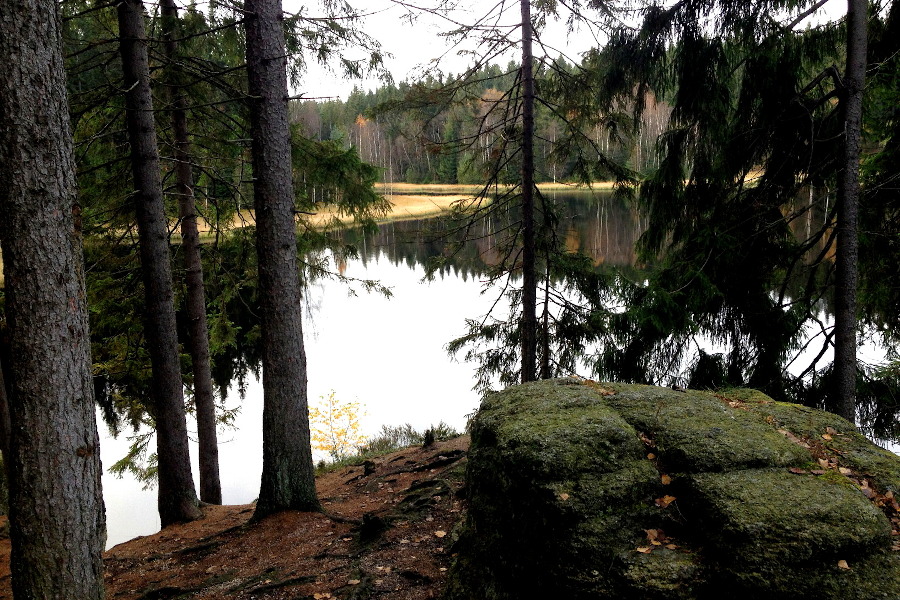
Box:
[0,436,470,600]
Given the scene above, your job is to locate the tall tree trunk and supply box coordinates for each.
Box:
[0,2,106,596]
[0,350,11,516]
[834,0,868,423]
[245,0,320,519]
[118,0,202,526]
[160,0,223,505]
[520,0,538,383]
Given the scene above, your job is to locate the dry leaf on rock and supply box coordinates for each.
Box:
[655,495,676,509]
[837,560,850,570]
[777,429,810,448]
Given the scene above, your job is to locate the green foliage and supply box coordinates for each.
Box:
[60,0,394,479]
[357,421,459,456]
[313,421,460,474]
[557,1,899,440]
[106,427,158,489]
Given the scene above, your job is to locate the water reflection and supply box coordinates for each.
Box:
[341,190,642,273]
[99,188,897,549]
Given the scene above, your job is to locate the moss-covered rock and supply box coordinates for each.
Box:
[444,379,900,600]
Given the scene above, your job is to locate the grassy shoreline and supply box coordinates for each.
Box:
[374,181,617,195]
[183,181,616,239]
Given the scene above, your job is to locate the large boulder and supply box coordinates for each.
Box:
[444,379,900,599]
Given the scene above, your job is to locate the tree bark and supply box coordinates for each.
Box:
[834,0,868,423]
[520,0,538,383]
[117,0,201,526]
[245,0,320,518]
[160,0,222,505]
[0,2,106,596]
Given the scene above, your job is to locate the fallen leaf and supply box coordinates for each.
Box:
[788,467,808,475]
[837,560,850,570]
[399,539,410,544]
[839,467,853,475]
[434,530,447,538]
[558,493,570,501]
[655,495,676,508]
[811,470,826,475]
[636,547,653,554]
[665,543,678,550]
[777,429,810,448]
[348,579,361,585]
[661,474,673,485]
[818,458,829,468]
[822,433,833,441]
[647,453,656,460]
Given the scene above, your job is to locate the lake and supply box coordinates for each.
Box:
[99,189,896,548]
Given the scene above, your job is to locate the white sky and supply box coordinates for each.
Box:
[290,0,849,101]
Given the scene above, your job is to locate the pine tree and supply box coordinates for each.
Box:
[245,0,320,518]
[160,0,223,505]
[0,1,106,595]
[118,0,201,525]
[834,0,869,423]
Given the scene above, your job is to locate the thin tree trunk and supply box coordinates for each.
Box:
[118,0,202,526]
[520,0,538,383]
[834,0,868,423]
[160,0,222,505]
[245,0,320,519]
[0,2,106,596]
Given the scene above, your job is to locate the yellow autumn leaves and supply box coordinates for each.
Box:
[308,390,366,461]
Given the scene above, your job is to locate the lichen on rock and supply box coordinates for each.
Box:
[444,379,900,600]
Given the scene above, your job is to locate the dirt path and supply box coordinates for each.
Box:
[0,436,470,600]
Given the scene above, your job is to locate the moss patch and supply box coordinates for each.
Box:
[444,380,900,600]
[601,383,809,473]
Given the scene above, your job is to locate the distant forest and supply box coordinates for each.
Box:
[290,61,671,185]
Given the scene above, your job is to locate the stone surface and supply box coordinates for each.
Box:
[444,379,900,599]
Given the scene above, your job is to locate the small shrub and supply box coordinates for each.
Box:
[309,391,366,461]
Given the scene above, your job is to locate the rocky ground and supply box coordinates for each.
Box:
[0,436,470,600]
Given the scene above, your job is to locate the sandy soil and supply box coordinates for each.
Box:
[0,436,470,600]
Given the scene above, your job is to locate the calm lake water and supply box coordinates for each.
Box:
[99,190,896,548]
